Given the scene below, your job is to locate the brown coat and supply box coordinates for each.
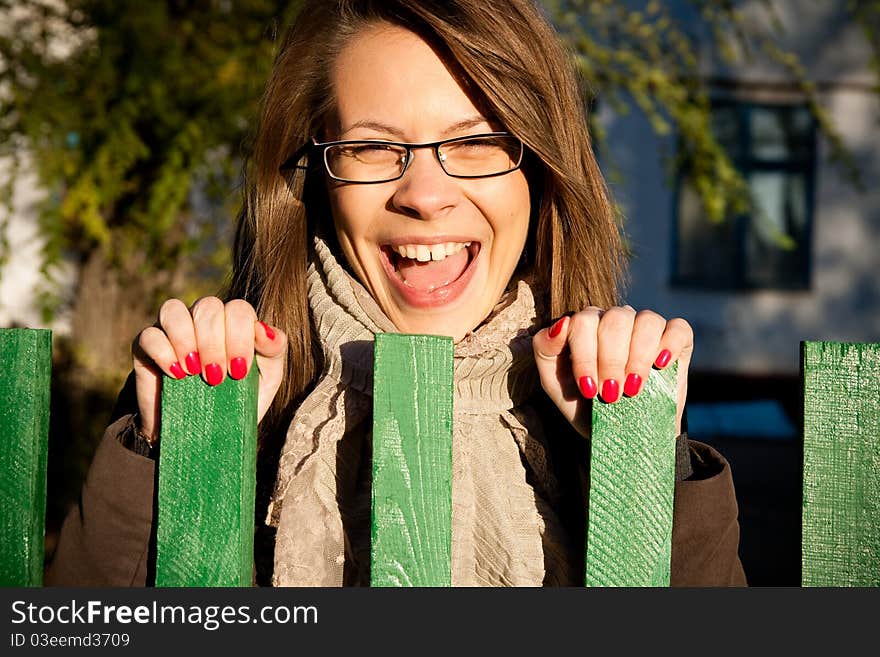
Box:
[46,409,747,587]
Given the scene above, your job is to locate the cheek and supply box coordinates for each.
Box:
[328,187,376,246]
[487,175,531,253]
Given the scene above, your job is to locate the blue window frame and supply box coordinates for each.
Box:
[672,100,816,290]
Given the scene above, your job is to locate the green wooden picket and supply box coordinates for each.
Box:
[371,334,454,587]
[585,364,678,587]
[802,341,880,587]
[0,328,52,587]
[7,325,878,588]
[155,363,259,587]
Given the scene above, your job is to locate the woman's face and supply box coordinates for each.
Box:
[325,23,530,342]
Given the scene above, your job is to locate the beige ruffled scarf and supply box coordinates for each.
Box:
[266,236,578,586]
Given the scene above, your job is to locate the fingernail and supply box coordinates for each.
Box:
[624,373,642,397]
[578,375,597,399]
[229,357,248,380]
[258,321,276,341]
[601,379,620,403]
[169,362,186,380]
[205,363,223,386]
[548,317,566,339]
[654,349,671,369]
[186,351,202,374]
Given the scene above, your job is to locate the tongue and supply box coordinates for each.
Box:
[397,248,470,291]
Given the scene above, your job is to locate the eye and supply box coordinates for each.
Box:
[339,143,404,164]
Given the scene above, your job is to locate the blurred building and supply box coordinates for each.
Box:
[605,1,879,378]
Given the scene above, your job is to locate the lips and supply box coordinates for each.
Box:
[380,241,480,309]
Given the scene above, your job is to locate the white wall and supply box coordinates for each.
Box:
[604,3,880,375]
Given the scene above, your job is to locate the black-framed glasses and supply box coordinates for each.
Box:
[279,132,524,183]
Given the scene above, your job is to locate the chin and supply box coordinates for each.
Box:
[391,312,478,343]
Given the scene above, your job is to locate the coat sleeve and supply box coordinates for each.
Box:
[44,414,155,586]
[670,440,748,587]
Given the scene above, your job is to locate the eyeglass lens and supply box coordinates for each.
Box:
[324,135,522,182]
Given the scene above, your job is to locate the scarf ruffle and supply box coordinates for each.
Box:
[267,236,578,586]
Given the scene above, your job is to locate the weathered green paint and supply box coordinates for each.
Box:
[802,341,880,587]
[0,328,52,587]
[371,334,453,587]
[155,363,259,587]
[585,364,677,587]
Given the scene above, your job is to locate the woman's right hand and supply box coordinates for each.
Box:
[131,297,288,442]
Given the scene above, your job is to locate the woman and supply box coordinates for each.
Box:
[47,0,746,586]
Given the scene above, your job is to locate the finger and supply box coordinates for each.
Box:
[253,320,288,424]
[132,326,181,441]
[254,320,287,360]
[135,326,187,380]
[532,315,577,401]
[596,305,635,403]
[191,296,227,386]
[157,298,199,376]
[655,317,694,369]
[623,309,667,397]
[224,299,258,380]
[566,307,602,399]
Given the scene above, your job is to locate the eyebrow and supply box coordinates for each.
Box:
[340,115,492,139]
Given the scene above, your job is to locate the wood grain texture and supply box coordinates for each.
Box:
[802,341,880,587]
[155,363,258,587]
[371,334,453,587]
[585,364,677,587]
[0,328,52,586]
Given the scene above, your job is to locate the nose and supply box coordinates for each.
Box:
[391,147,460,220]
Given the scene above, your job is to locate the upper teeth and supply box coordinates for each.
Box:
[394,242,471,262]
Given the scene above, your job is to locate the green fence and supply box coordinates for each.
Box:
[1,328,877,586]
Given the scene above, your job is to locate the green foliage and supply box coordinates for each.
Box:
[545,0,874,228]
[0,0,302,315]
[851,0,880,95]
[0,0,875,311]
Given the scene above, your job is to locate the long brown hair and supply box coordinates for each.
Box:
[227,0,626,434]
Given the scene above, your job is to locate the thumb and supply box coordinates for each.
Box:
[254,320,287,361]
[253,320,287,423]
[532,315,573,398]
[533,315,589,438]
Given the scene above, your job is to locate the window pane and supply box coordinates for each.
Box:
[750,105,813,161]
[743,172,809,288]
[676,181,738,287]
[711,105,743,161]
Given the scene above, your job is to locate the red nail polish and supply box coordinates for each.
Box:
[601,379,620,403]
[258,321,275,341]
[578,375,598,399]
[549,317,566,338]
[205,363,223,386]
[186,351,202,374]
[654,349,671,369]
[624,373,642,397]
[169,362,186,380]
[229,357,247,380]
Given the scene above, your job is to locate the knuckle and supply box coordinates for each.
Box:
[132,326,164,354]
[157,298,186,327]
[599,355,627,373]
[569,307,601,333]
[667,317,693,338]
[224,298,256,319]
[597,308,633,336]
[635,309,668,336]
[191,296,224,321]
[625,353,653,371]
[569,353,596,373]
[636,308,664,324]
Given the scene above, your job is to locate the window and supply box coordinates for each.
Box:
[673,101,816,290]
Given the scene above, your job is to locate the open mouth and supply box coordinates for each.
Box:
[379,240,481,307]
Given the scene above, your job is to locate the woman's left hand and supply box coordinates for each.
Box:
[532,306,693,438]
